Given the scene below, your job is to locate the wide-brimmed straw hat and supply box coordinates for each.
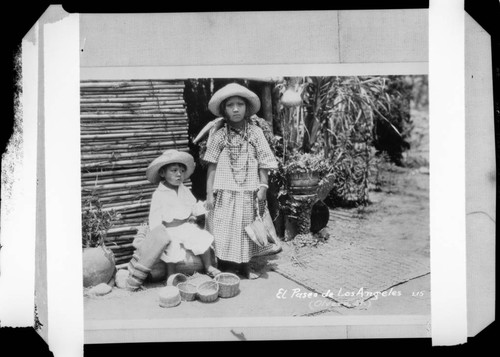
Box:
[146,149,195,185]
[208,83,261,117]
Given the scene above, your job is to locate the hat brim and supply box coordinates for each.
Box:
[208,83,261,117]
[146,150,195,185]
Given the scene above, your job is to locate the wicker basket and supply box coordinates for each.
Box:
[158,286,181,308]
[188,273,213,288]
[214,272,240,298]
[196,281,219,303]
[177,282,197,301]
[166,273,188,287]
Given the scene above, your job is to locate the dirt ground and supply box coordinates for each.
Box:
[259,150,430,316]
[260,106,430,287]
[251,107,430,316]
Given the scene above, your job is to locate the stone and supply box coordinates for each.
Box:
[88,283,112,296]
[115,269,130,289]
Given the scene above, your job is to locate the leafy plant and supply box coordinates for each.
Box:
[269,148,336,235]
[81,193,120,248]
[299,76,411,205]
[273,76,396,206]
[372,75,413,166]
[283,151,331,177]
[325,140,377,207]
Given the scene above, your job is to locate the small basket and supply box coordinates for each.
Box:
[166,273,188,287]
[196,281,219,303]
[158,286,181,308]
[177,282,197,301]
[187,273,213,288]
[214,272,240,298]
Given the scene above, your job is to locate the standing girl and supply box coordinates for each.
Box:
[203,83,278,279]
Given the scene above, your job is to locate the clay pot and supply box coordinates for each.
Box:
[148,261,168,282]
[174,250,205,275]
[82,246,116,288]
[310,200,330,233]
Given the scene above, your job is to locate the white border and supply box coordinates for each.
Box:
[0,20,38,328]
[77,10,436,348]
[85,315,431,343]
[429,0,467,345]
[44,12,84,357]
[80,62,428,80]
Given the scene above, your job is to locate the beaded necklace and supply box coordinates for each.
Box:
[224,121,250,185]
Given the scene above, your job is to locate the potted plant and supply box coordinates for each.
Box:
[283,151,331,196]
[81,193,120,288]
[269,150,333,239]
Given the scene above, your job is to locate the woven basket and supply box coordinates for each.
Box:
[196,281,219,303]
[166,273,188,287]
[188,273,213,288]
[158,286,181,308]
[214,273,240,298]
[177,282,197,301]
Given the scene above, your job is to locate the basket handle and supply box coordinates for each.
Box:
[254,197,264,220]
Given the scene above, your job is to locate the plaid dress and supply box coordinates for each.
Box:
[203,123,278,263]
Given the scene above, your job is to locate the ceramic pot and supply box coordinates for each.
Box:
[310,200,329,233]
[174,250,205,275]
[148,261,168,282]
[82,245,116,288]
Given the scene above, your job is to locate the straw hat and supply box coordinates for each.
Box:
[208,83,261,117]
[146,149,195,185]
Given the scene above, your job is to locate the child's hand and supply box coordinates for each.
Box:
[205,195,215,211]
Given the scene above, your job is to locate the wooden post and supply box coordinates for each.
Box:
[261,83,274,134]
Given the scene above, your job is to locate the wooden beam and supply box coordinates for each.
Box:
[261,83,274,133]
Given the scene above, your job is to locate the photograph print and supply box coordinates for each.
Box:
[80,75,430,327]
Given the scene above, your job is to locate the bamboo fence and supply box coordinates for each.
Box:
[80,79,191,266]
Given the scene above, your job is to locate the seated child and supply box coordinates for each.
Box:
[145,149,221,279]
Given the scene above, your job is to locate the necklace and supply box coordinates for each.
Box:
[224,121,249,185]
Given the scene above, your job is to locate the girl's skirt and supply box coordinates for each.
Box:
[206,190,278,264]
[160,223,214,264]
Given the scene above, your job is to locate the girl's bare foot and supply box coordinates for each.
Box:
[240,263,261,280]
[206,266,222,278]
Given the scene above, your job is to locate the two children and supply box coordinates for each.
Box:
[122,83,279,289]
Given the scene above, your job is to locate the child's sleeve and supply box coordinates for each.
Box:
[202,129,225,164]
[148,193,163,230]
[253,127,278,169]
[148,191,174,229]
[183,186,199,216]
[192,200,208,216]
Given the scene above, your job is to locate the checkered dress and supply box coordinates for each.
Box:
[204,123,278,263]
